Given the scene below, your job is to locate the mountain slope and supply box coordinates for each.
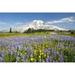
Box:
[1,20,68,33]
[14,20,68,32]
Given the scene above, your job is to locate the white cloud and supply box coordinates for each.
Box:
[47,17,75,24]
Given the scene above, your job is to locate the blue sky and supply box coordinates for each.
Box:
[0,13,75,30]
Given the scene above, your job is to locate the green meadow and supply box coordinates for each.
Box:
[0,32,51,38]
[0,30,75,38]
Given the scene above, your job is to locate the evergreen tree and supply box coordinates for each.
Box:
[9,28,12,33]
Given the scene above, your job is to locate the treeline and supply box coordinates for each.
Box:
[68,30,75,34]
[24,28,54,33]
[9,28,53,33]
[7,28,75,34]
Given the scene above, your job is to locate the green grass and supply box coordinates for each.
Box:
[0,32,50,38]
[57,31,75,37]
[4,54,16,62]
[0,31,75,38]
[62,34,75,37]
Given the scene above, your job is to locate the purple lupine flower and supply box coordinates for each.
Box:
[46,57,50,62]
[59,54,64,62]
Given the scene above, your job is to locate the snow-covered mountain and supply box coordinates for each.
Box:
[1,20,68,33]
[13,20,68,33]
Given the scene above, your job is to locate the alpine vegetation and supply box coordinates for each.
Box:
[0,34,75,62]
[0,13,75,62]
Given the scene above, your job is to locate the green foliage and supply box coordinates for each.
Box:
[70,31,75,34]
[9,28,12,33]
[25,28,34,33]
[4,54,16,62]
[63,49,75,62]
[24,28,54,33]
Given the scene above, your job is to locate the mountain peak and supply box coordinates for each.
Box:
[32,20,44,26]
[33,20,44,24]
[1,20,68,32]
